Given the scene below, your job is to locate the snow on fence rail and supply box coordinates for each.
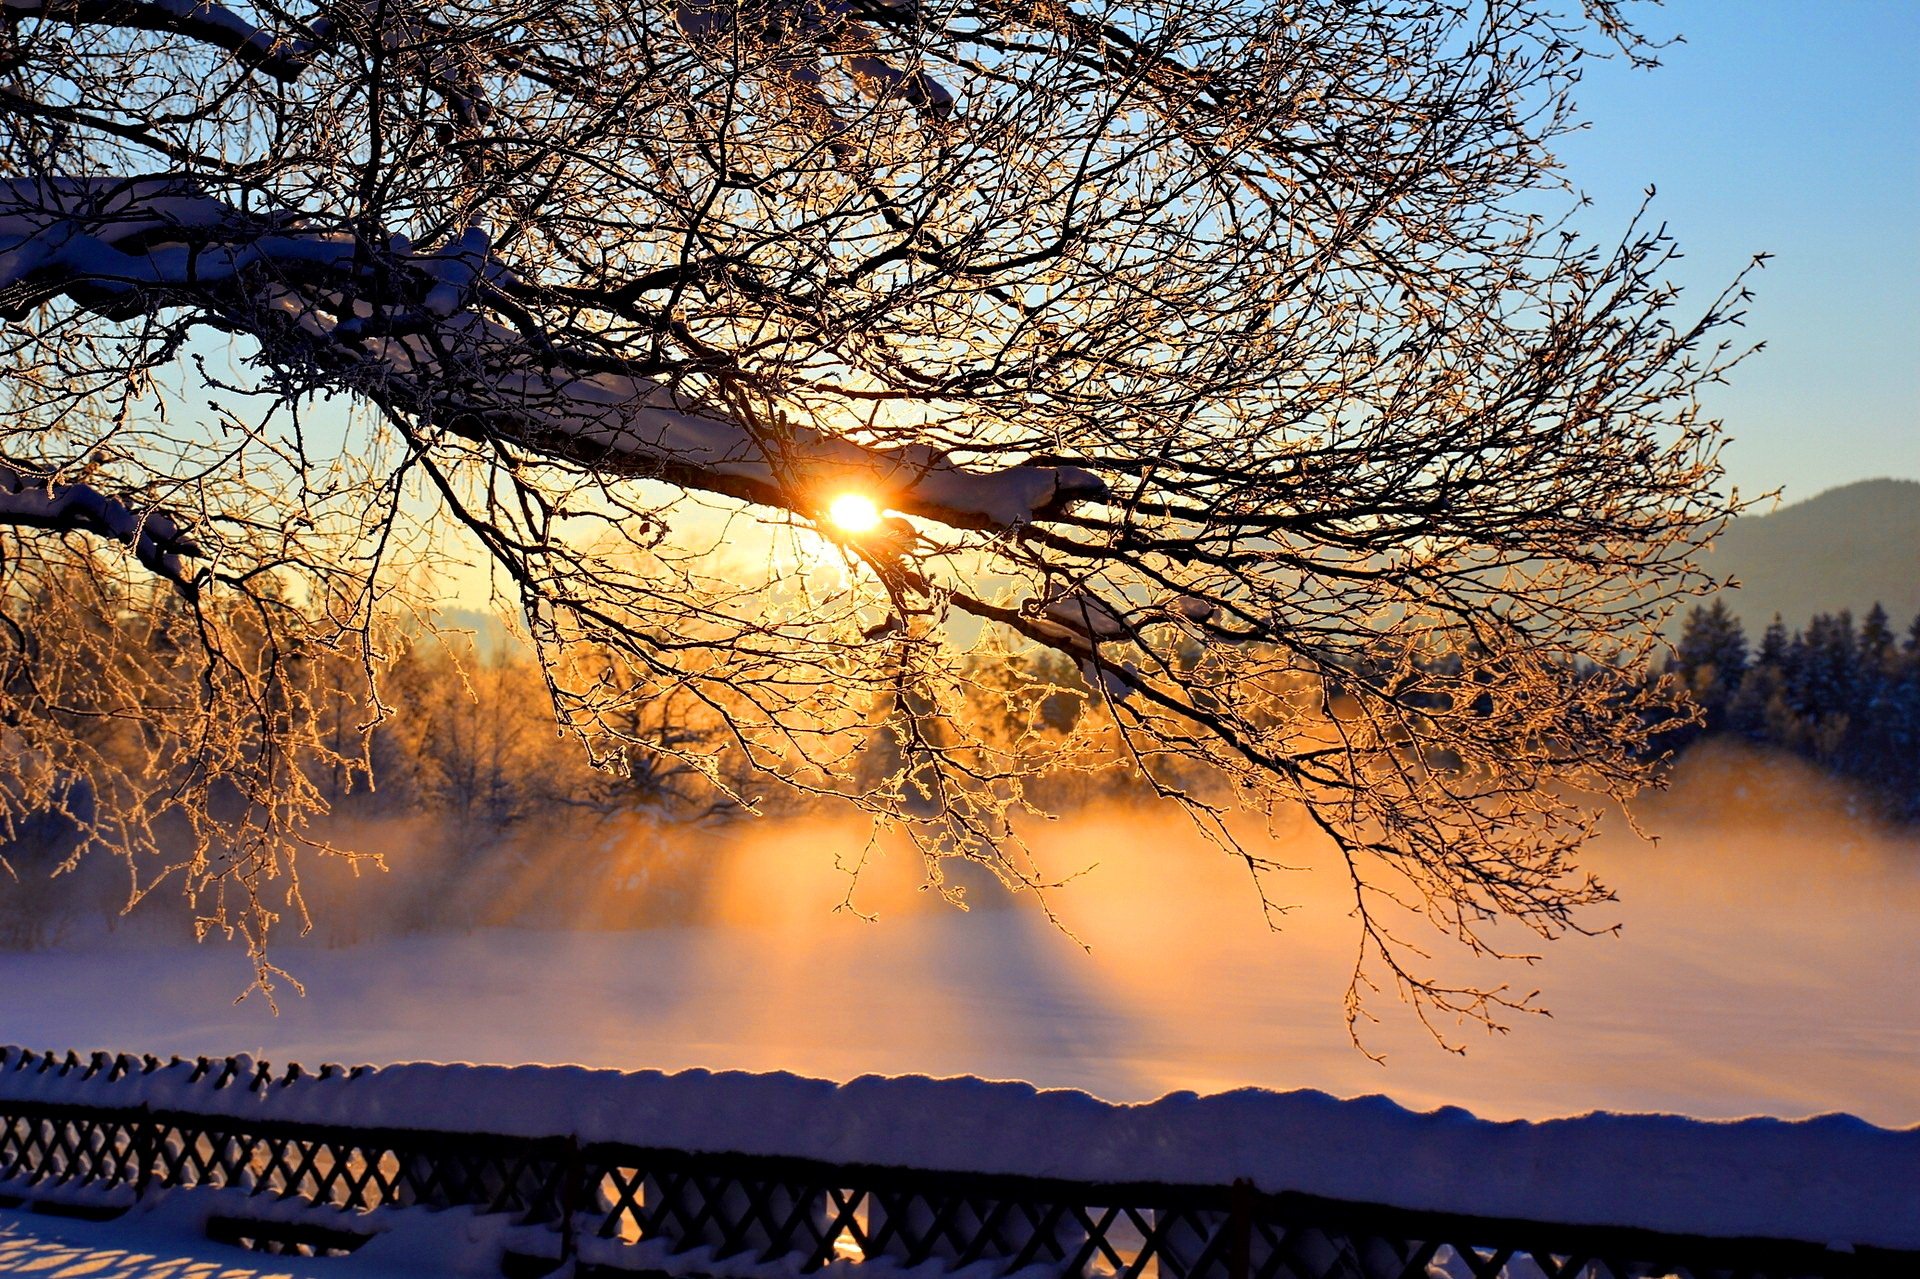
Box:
[0,1045,1915,1279]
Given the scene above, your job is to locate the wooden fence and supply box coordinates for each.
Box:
[0,1050,1911,1279]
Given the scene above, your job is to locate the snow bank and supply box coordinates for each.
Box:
[3,1046,1915,1251]
[0,1193,525,1279]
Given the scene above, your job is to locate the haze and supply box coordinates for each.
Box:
[2,740,1913,1128]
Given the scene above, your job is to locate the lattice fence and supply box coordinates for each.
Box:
[0,1049,1910,1279]
[566,1144,1900,1279]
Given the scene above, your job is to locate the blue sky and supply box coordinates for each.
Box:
[1555,1,1919,504]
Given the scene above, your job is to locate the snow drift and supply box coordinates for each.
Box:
[3,1046,1914,1251]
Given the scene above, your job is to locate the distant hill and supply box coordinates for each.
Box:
[1690,478,1920,634]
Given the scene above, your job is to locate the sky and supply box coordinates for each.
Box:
[1555,1,1919,505]
[416,3,1917,611]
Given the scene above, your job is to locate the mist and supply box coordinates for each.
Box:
[0,739,1914,1127]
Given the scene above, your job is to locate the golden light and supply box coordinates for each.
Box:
[825,492,883,535]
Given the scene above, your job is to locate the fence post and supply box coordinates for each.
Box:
[1228,1179,1253,1279]
[133,1104,153,1200]
[559,1135,580,1266]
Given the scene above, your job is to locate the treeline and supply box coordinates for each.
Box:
[1653,601,1920,819]
[318,637,1116,830]
[0,628,1120,947]
[10,588,1916,949]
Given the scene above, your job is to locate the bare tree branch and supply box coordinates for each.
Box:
[0,0,1756,1043]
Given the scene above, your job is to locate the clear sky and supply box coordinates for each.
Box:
[1555,0,1918,504]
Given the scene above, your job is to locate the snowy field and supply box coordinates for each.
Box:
[0,1205,488,1279]
[0,1208,321,1279]
[2,747,1916,1129]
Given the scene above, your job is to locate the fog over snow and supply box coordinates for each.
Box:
[1,742,1915,1127]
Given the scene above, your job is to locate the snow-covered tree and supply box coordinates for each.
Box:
[1670,600,1748,738]
[0,0,1755,1042]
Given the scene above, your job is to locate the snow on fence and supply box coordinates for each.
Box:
[0,1046,1915,1279]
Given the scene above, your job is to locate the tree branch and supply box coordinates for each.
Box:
[0,457,200,594]
[0,178,1106,543]
[2,0,321,81]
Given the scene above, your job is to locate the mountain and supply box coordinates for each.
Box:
[1690,477,1920,634]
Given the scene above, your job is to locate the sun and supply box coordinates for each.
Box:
[825,492,883,535]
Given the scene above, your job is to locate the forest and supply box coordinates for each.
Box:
[5,576,1916,952]
[1652,600,1920,821]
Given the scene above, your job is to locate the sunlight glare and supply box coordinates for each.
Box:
[826,493,883,535]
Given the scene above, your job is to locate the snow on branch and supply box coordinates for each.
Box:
[1,0,322,82]
[0,177,1105,543]
[0,457,200,594]
[4,0,494,139]
[676,0,955,132]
